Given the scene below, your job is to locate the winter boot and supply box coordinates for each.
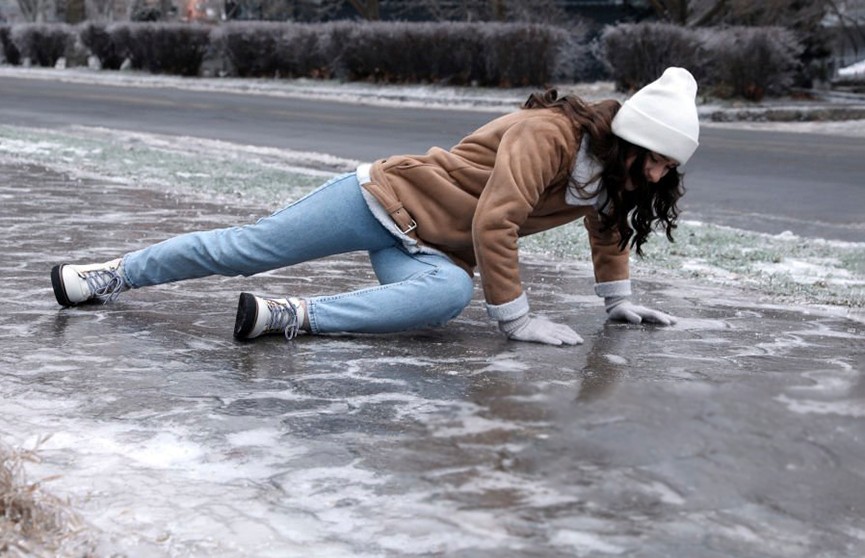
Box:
[234,292,306,341]
[51,258,128,307]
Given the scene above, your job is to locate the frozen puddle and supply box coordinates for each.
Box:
[2,163,865,556]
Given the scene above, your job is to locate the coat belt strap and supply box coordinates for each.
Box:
[360,180,418,237]
[389,207,417,235]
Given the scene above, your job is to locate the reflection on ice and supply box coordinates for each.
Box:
[602,354,628,365]
[669,316,732,330]
[550,530,627,555]
[775,394,865,418]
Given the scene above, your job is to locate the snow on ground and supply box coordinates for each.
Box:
[703,118,865,137]
[839,58,865,78]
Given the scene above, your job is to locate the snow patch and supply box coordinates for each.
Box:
[551,530,626,555]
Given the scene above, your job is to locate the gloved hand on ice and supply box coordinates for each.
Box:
[604,296,677,326]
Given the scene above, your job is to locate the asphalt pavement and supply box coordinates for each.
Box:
[2,72,864,241]
[2,159,865,556]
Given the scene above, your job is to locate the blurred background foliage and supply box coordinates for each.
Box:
[0,0,863,98]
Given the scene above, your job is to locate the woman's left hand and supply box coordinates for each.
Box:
[605,297,677,326]
[499,314,584,345]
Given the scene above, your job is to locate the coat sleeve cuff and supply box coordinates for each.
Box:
[594,279,632,298]
[486,292,529,321]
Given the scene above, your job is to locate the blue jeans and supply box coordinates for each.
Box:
[121,173,475,335]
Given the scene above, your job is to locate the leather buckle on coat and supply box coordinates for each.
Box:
[389,207,417,235]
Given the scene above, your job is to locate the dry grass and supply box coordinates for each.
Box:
[0,437,95,557]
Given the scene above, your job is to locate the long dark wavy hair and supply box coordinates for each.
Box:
[523,89,685,256]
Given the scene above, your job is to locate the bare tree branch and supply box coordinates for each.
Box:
[645,0,691,24]
[826,0,865,59]
[16,0,46,21]
[646,0,668,19]
[676,0,688,23]
[691,0,727,26]
[347,0,381,20]
[85,0,115,20]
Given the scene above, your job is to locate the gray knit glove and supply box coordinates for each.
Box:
[499,314,584,346]
[605,296,677,325]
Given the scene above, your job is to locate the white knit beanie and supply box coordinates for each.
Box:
[611,67,700,165]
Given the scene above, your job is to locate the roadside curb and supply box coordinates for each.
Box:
[703,104,865,123]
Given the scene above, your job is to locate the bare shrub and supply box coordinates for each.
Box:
[602,21,803,98]
[275,23,335,79]
[0,25,21,65]
[2,20,579,87]
[601,22,705,91]
[480,23,569,87]
[9,24,77,67]
[702,26,803,101]
[6,21,210,75]
[78,22,125,70]
[211,22,286,78]
[332,22,482,84]
[213,22,336,79]
[330,21,564,86]
[105,23,133,68]
[122,22,212,76]
[553,19,608,84]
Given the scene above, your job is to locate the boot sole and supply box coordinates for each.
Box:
[51,265,74,307]
[234,292,259,340]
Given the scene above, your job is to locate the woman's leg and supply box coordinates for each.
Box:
[121,173,395,288]
[306,247,475,334]
[56,170,475,336]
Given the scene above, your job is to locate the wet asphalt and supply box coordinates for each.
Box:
[2,161,865,557]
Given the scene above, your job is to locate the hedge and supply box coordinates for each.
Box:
[0,21,580,87]
[122,23,212,76]
[7,23,78,67]
[602,22,803,100]
[0,25,20,65]
[1,20,806,98]
[210,22,335,79]
[601,23,705,91]
[210,21,571,86]
[79,22,127,70]
[701,26,803,100]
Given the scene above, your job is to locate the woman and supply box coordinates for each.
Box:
[51,67,700,346]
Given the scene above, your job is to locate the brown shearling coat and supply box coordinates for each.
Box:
[363,102,630,307]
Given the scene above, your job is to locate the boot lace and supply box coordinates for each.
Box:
[266,299,300,340]
[84,269,126,304]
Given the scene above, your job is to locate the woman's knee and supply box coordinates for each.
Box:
[422,266,474,323]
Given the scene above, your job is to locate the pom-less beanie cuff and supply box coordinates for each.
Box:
[611,67,700,165]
